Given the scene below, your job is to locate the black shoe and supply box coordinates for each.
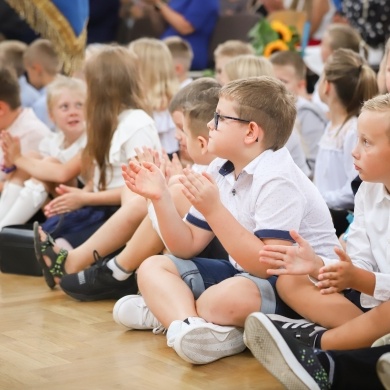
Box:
[244,313,331,390]
[60,251,138,301]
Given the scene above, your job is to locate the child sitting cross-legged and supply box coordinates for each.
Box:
[245,93,390,390]
[121,76,340,365]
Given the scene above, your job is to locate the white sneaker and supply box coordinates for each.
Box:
[173,322,245,364]
[166,317,206,347]
[372,333,390,347]
[113,294,161,330]
[377,352,390,390]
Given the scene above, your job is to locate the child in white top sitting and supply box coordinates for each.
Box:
[313,48,378,211]
[1,75,87,229]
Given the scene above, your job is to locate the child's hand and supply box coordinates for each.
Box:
[122,161,167,200]
[317,247,356,294]
[259,230,318,276]
[179,169,220,215]
[44,186,84,217]
[1,132,21,164]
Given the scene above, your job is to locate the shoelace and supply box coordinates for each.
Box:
[138,299,162,329]
[281,321,324,337]
[152,325,166,335]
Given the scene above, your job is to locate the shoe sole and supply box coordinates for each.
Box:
[174,324,245,365]
[377,354,390,390]
[33,222,55,289]
[60,286,137,302]
[244,313,320,390]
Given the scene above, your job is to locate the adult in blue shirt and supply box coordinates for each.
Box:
[144,0,219,70]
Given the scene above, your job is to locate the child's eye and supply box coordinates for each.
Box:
[362,138,370,146]
[60,104,68,110]
[76,102,83,108]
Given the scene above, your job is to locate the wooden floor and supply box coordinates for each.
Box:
[0,273,283,390]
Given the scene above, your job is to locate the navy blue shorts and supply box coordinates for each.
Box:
[167,255,302,319]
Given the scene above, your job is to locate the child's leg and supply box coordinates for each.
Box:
[0,178,48,229]
[321,301,390,350]
[276,275,363,328]
[196,276,261,327]
[37,194,148,275]
[137,255,199,327]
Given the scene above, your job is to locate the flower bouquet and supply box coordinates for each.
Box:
[248,18,300,57]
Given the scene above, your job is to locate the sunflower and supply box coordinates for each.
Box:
[270,20,292,43]
[263,39,289,57]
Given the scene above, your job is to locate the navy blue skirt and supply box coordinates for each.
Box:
[42,205,119,248]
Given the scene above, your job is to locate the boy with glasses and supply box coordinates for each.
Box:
[122,76,339,365]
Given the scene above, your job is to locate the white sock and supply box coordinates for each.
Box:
[0,180,47,229]
[0,182,23,221]
[106,257,133,281]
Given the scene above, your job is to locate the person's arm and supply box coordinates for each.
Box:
[179,171,300,277]
[144,0,194,35]
[2,132,82,183]
[309,0,330,37]
[123,161,213,257]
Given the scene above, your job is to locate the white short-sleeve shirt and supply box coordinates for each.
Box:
[186,147,339,270]
[93,109,161,191]
[314,116,358,209]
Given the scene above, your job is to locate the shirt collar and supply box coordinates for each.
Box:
[375,183,390,204]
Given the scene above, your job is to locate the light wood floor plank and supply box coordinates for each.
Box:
[0,273,283,389]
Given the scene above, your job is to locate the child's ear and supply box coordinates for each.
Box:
[197,136,208,154]
[245,122,262,145]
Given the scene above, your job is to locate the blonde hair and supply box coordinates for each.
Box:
[214,40,255,60]
[224,54,274,82]
[361,93,390,140]
[46,75,87,111]
[23,39,62,75]
[220,76,296,151]
[163,36,194,72]
[324,48,378,120]
[129,38,179,111]
[270,50,307,80]
[83,45,148,190]
[0,40,27,77]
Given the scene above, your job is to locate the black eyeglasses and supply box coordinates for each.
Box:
[213,112,251,130]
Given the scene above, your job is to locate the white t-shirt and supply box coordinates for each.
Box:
[93,109,161,191]
[186,148,339,271]
[1,108,51,182]
[322,182,390,308]
[153,110,178,155]
[314,117,357,209]
[39,132,87,163]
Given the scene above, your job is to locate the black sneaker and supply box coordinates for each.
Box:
[60,251,138,301]
[244,313,331,390]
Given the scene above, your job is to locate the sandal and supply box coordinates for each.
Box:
[33,221,68,289]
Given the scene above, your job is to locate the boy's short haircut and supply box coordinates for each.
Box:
[163,36,194,71]
[181,78,221,138]
[269,50,307,80]
[220,76,296,151]
[0,66,21,109]
[46,75,87,111]
[361,93,390,141]
[213,40,255,60]
[24,39,62,75]
[224,54,274,82]
[0,40,27,77]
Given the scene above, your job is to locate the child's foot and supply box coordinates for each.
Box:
[377,352,390,390]
[172,320,245,365]
[33,221,68,289]
[113,294,162,331]
[60,252,138,301]
[244,312,331,390]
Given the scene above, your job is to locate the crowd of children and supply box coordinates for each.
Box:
[0,16,390,390]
